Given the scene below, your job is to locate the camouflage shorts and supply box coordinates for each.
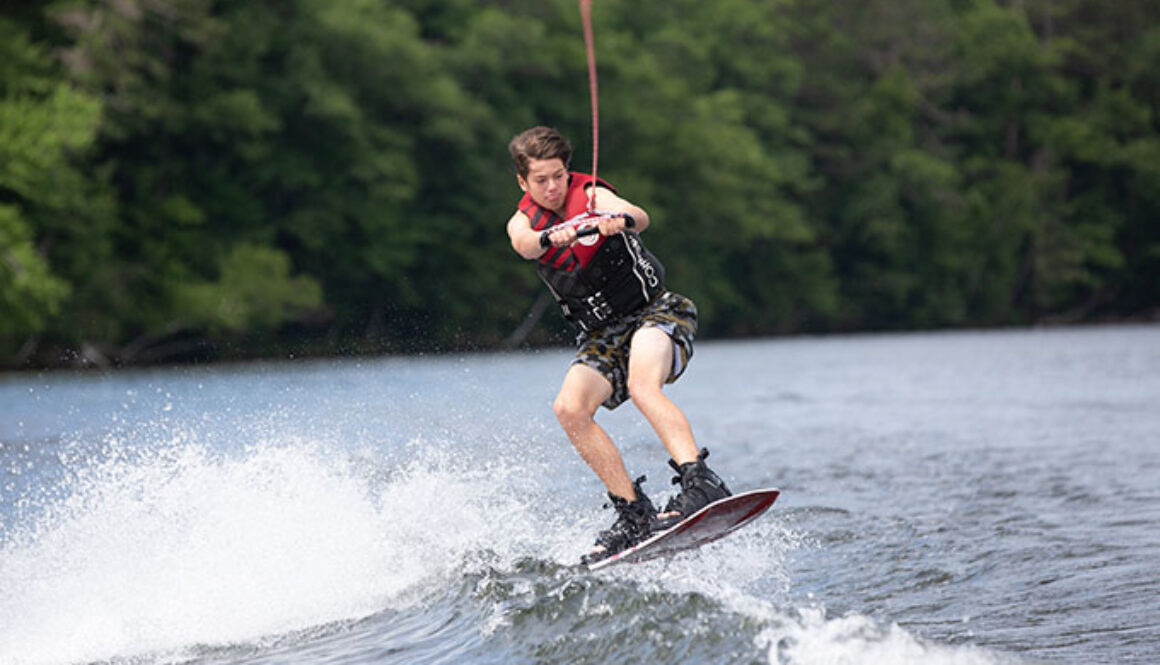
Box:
[572,291,698,410]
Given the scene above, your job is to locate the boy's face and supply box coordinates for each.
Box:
[518,158,568,213]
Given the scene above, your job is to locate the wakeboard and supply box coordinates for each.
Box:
[585,488,780,571]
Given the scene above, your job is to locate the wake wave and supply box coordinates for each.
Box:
[0,433,1016,665]
[0,436,543,665]
[761,608,1017,665]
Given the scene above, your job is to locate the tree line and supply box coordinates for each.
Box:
[2,0,1158,369]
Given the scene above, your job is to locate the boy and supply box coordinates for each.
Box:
[505,126,730,564]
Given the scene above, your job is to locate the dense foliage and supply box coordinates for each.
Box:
[2,0,1158,368]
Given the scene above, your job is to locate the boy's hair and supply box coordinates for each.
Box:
[509,126,572,178]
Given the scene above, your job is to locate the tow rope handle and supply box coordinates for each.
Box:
[539,214,636,249]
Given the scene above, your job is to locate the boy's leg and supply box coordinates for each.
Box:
[627,325,730,526]
[556,362,659,564]
[625,326,698,466]
[553,363,638,500]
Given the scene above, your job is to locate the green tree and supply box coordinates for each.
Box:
[3,0,1157,368]
[0,16,108,359]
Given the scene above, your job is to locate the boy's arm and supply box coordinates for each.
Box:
[508,184,650,260]
[507,211,549,260]
[589,186,650,235]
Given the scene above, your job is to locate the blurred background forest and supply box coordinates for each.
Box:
[2,0,1158,369]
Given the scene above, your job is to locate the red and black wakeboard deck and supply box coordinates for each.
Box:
[585,488,780,571]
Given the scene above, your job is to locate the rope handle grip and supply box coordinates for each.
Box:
[539,213,635,248]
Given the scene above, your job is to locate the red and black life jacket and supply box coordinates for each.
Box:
[517,173,665,331]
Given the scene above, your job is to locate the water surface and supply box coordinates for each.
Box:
[2,325,1158,664]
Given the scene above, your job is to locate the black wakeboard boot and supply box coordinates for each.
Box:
[581,476,658,566]
[655,448,731,531]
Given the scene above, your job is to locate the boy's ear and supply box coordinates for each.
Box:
[516,174,528,192]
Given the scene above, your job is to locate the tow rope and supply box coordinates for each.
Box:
[579,0,600,215]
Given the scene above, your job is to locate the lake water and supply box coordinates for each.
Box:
[2,325,1158,664]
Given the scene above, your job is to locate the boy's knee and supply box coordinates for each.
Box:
[554,392,592,427]
[627,377,664,407]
